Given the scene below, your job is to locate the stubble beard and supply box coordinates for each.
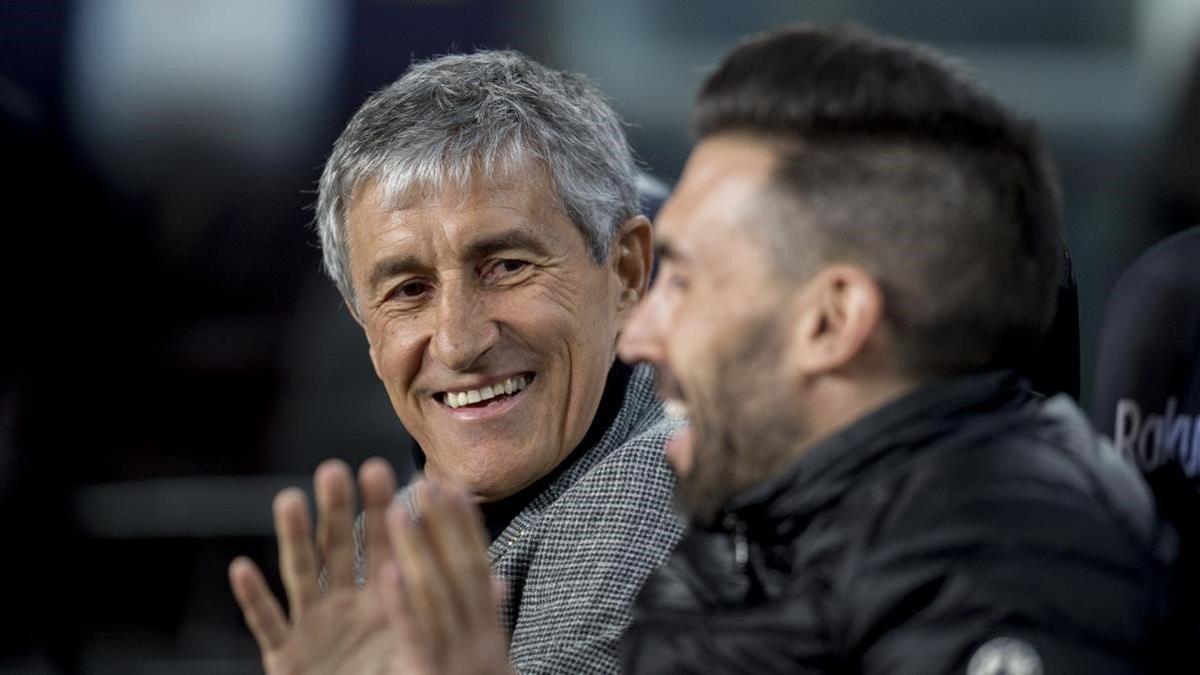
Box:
[674,313,809,527]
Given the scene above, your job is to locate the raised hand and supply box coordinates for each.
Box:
[381,481,513,675]
[229,458,399,675]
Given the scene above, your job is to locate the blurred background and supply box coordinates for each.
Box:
[2,1,1198,672]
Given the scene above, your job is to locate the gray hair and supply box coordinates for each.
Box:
[315,50,639,311]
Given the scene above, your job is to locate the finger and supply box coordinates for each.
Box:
[386,491,458,650]
[423,485,495,628]
[491,576,508,613]
[315,459,356,590]
[359,457,398,584]
[381,560,435,674]
[274,488,320,620]
[229,557,289,651]
[407,472,427,512]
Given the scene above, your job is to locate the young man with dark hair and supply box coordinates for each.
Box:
[617,23,1173,673]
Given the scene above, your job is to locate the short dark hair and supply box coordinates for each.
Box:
[695,23,1062,377]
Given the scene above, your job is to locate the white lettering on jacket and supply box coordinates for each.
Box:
[1114,397,1200,477]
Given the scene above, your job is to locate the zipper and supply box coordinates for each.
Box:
[723,513,749,571]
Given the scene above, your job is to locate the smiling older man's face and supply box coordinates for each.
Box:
[345,165,642,501]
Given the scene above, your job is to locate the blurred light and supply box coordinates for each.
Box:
[66,0,348,188]
[1136,0,1200,99]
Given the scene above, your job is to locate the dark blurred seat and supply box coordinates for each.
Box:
[1090,225,1200,644]
[1092,225,1200,523]
[1026,242,1082,399]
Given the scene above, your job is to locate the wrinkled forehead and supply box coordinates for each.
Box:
[343,156,577,262]
[347,143,560,215]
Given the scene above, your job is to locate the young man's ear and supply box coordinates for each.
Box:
[612,214,654,315]
[785,265,884,376]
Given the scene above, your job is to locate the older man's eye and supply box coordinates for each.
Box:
[391,280,431,300]
[482,259,530,283]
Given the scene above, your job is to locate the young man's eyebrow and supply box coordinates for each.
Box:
[464,229,551,260]
[654,240,688,264]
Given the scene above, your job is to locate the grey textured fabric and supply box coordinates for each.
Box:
[356,363,685,673]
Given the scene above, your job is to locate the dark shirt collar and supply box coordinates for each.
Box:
[410,360,634,541]
[719,369,1032,529]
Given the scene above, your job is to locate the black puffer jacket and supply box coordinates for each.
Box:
[623,372,1175,674]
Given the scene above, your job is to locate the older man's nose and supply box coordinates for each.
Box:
[431,291,498,371]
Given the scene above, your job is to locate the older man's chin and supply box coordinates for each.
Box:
[421,457,543,504]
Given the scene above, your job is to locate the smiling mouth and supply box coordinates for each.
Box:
[436,373,535,409]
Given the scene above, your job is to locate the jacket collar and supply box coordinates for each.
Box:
[478,359,633,539]
[718,370,1032,531]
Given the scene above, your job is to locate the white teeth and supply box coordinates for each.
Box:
[663,400,688,421]
[442,375,531,408]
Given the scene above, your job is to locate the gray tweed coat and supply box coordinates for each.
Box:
[358,363,685,673]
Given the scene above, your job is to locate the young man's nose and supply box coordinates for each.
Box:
[618,288,667,366]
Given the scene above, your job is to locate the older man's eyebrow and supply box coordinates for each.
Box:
[367,254,426,294]
[464,229,552,260]
[366,230,552,292]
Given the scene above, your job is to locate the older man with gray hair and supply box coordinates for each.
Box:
[228,50,683,674]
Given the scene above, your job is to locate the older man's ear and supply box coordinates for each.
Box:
[613,214,654,315]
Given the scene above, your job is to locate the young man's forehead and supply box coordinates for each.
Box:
[659,140,779,241]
